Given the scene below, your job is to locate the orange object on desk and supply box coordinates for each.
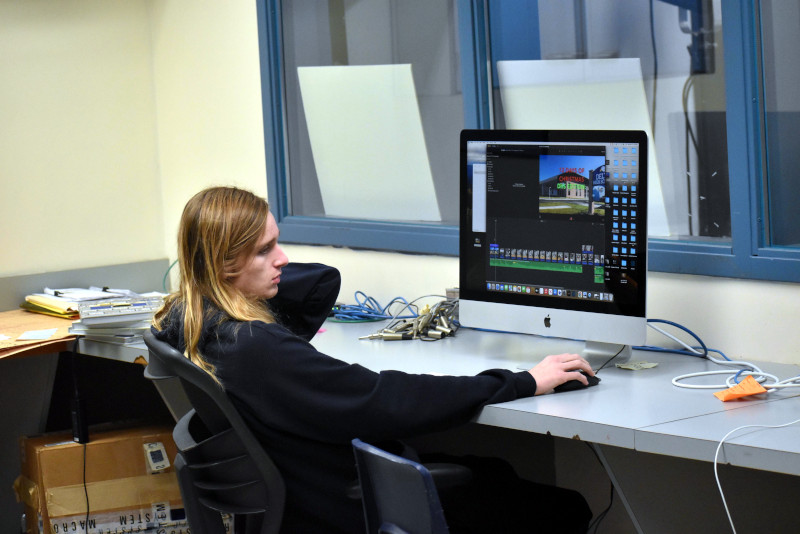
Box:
[0,309,76,360]
[713,374,769,401]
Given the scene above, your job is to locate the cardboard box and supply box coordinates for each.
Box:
[16,425,188,534]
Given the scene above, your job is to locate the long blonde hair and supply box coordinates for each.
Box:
[153,186,275,373]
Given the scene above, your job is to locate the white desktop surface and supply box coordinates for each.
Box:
[636,395,800,475]
[312,319,800,475]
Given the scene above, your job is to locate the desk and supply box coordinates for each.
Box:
[0,258,172,531]
[637,395,800,476]
[0,308,187,426]
[312,319,800,533]
[0,309,151,365]
[312,319,800,472]
[0,310,75,360]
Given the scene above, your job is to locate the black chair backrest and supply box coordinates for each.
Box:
[352,438,449,534]
[144,330,285,534]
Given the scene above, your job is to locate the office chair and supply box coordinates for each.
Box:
[143,330,285,534]
[352,438,473,534]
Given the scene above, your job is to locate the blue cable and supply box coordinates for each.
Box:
[634,318,713,359]
[332,292,418,322]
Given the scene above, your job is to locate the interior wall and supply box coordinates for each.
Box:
[148,0,268,256]
[0,0,163,277]
[0,0,266,280]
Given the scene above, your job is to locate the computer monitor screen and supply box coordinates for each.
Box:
[459,129,648,361]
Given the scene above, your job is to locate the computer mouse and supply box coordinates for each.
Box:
[553,371,601,393]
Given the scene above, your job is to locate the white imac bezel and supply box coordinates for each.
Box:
[458,298,647,363]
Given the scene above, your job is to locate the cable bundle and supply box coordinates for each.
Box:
[334,293,460,341]
[330,292,418,323]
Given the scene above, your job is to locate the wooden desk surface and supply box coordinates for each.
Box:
[0,309,75,360]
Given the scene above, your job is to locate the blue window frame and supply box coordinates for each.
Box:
[255,0,464,256]
[649,1,800,282]
[256,0,800,282]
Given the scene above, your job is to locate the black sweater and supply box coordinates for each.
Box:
[154,263,537,533]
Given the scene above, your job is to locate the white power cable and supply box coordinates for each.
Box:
[671,358,800,391]
[714,417,800,533]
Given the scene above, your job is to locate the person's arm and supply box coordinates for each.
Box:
[221,322,536,444]
[267,263,341,341]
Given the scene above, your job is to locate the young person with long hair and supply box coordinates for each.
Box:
[153,186,594,533]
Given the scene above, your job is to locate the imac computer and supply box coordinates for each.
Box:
[459,129,648,365]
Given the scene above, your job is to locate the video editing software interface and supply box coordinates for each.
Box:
[461,131,647,317]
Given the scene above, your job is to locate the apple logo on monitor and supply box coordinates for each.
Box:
[544,315,551,328]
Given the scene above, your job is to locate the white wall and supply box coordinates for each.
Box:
[148,0,268,254]
[0,0,266,277]
[2,1,799,367]
[0,0,162,276]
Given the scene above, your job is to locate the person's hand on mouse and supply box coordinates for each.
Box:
[527,353,595,395]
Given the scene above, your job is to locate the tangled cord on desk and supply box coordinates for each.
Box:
[332,292,459,341]
[329,291,418,323]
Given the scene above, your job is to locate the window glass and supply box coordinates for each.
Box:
[759,1,800,249]
[488,0,730,242]
[280,0,462,226]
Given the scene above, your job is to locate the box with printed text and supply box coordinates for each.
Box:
[15,425,189,534]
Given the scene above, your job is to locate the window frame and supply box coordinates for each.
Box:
[256,0,800,282]
[647,0,800,283]
[255,0,467,255]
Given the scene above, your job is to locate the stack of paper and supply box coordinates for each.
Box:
[69,320,153,345]
[21,294,80,319]
[19,287,165,346]
[69,296,165,345]
[20,287,132,319]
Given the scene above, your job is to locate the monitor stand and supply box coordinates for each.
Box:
[583,341,632,370]
[515,340,632,373]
